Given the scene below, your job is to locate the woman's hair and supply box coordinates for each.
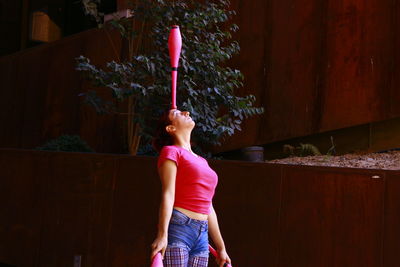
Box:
[152,110,174,152]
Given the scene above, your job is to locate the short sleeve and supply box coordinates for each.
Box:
[157,146,180,168]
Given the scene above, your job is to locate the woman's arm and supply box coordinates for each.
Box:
[150,160,177,259]
[208,204,231,266]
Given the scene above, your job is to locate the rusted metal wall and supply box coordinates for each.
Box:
[0,0,22,55]
[0,27,125,153]
[0,0,399,153]
[0,148,397,266]
[218,0,400,151]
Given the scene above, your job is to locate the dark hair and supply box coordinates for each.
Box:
[152,110,174,152]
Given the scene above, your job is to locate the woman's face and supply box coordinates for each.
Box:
[167,109,195,131]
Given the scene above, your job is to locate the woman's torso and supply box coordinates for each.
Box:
[158,145,218,221]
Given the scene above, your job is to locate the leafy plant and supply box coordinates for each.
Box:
[76,0,264,155]
[36,135,95,152]
[283,143,322,157]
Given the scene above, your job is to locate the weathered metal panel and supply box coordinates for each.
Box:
[37,152,117,267]
[0,53,22,148]
[279,166,385,267]
[0,27,125,153]
[0,150,47,266]
[210,161,282,266]
[383,171,400,267]
[2,0,400,153]
[0,150,399,266]
[320,0,394,131]
[221,0,400,152]
[0,0,22,55]
[107,156,160,267]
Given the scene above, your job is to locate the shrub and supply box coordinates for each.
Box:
[36,135,95,153]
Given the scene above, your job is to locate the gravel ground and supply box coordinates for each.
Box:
[267,151,400,170]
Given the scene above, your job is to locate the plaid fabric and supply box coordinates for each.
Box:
[163,247,209,267]
[188,255,209,267]
[164,247,188,267]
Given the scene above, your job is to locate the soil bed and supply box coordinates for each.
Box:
[268,151,400,170]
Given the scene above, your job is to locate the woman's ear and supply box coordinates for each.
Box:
[165,125,175,133]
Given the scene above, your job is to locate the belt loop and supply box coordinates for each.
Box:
[187,217,192,225]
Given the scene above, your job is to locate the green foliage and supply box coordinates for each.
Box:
[76,0,264,151]
[283,143,322,157]
[326,136,336,156]
[36,135,95,153]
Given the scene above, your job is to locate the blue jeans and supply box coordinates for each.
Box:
[167,209,209,258]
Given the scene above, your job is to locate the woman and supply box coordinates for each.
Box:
[151,109,232,267]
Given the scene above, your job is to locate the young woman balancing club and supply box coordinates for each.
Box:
[150,108,232,267]
[150,25,231,267]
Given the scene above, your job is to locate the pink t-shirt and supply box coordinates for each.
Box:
[157,145,218,214]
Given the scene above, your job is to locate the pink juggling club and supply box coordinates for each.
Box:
[209,245,232,267]
[168,25,182,109]
[151,252,163,267]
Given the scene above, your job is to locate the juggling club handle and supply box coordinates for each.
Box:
[209,245,232,267]
[150,252,163,267]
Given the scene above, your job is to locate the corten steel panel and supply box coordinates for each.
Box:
[390,1,400,117]
[0,0,22,22]
[278,166,385,267]
[0,149,48,266]
[38,151,117,267]
[0,54,23,148]
[77,28,125,153]
[370,117,400,152]
[107,156,160,267]
[17,47,53,148]
[209,161,282,267]
[0,22,22,55]
[259,0,328,142]
[217,0,400,152]
[217,0,319,151]
[0,27,124,153]
[0,0,22,55]
[2,149,400,266]
[320,0,394,131]
[223,0,330,151]
[42,40,84,138]
[383,171,400,267]
[225,0,270,148]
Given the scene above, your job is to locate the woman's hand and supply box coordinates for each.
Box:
[216,248,231,267]
[150,235,168,260]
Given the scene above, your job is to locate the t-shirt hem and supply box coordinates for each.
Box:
[174,204,211,215]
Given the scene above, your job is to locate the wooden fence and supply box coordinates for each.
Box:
[0,148,399,266]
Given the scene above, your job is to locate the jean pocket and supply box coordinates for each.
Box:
[170,215,187,225]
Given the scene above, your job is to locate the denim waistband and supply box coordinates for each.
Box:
[172,209,208,232]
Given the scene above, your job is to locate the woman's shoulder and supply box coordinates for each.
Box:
[157,146,182,167]
[159,145,182,158]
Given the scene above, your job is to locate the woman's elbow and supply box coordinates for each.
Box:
[161,191,174,204]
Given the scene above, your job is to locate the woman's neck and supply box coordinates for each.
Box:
[174,140,191,151]
[174,133,192,151]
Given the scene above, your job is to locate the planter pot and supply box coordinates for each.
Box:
[241,146,264,162]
